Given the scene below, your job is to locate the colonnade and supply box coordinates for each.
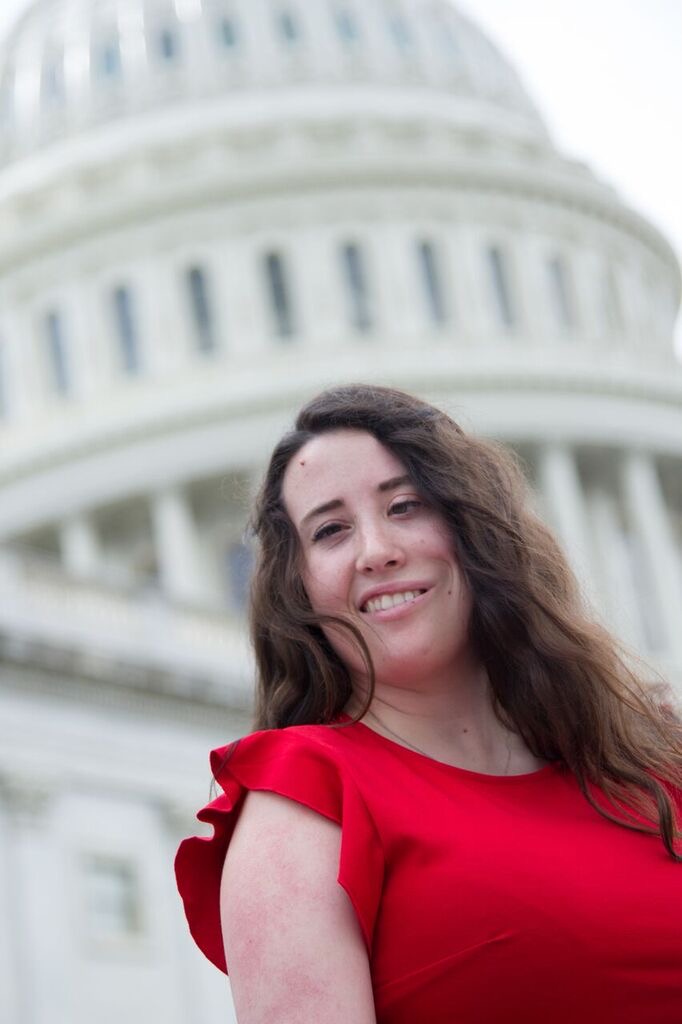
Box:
[537,445,682,668]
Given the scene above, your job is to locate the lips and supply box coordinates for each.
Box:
[358,582,432,613]
[362,589,427,614]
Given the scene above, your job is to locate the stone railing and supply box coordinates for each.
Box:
[0,547,253,701]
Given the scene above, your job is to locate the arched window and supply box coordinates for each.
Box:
[264,251,295,338]
[417,240,448,327]
[112,285,141,373]
[334,6,360,46]
[486,245,516,329]
[547,255,575,330]
[340,242,373,332]
[45,310,70,396]
[186,265,216,353]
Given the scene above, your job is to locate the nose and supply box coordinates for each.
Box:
[354,518,405,574]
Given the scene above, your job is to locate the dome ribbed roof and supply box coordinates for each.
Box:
[0,0,550,166]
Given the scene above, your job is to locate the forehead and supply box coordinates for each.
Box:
[281,429,407,522]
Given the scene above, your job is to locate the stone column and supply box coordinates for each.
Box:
[585,487,646,649]
[0,774,64,1024]
[537,443,595,601]
[620,451,682,663]
[59,512,101,579]
[150,486,208,606]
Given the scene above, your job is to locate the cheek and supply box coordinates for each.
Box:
[302,558,349,612]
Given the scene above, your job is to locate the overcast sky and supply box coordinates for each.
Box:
[1,0,680,352]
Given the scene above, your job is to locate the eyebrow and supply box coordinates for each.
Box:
[300,475,412,528]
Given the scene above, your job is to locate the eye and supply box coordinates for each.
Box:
[311,522,343,543]
[389,499,422,515]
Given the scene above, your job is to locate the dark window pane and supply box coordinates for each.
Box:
[158,27,180,61]
[417,240,447,326]
[112,286,140,373]
[187,266,216,353]
[219,16,238,48]
[264,251,294,339]
[45,310,70,395]
[341,243,373,332]
[41,51,65,103]
[388,14,413,53]
[277,10,300,43]
[334,8,360,44]
[94,37,122,79]
[547,255,574,329]
[487,246,515,329]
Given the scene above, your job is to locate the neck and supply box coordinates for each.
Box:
[344,664,539,775]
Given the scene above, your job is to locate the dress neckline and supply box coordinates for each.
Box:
[333,712,561,783]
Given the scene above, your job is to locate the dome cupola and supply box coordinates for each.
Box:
[0,0,550,167]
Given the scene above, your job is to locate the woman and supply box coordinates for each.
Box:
[175,383,682,1024]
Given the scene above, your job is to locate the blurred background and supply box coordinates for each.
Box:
[0,1,680,1022]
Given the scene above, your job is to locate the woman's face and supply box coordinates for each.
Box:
[281,428,475,688]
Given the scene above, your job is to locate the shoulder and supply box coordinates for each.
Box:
[210,721,360,787]
[175,720,383,983]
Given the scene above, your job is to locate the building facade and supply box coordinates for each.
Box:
[0,1,680,1021]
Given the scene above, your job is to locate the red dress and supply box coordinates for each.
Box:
[174,712,682,1023]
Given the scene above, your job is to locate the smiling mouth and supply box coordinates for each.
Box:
[360,589,428,614]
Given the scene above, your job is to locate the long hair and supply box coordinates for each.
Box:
[245,383,682,859]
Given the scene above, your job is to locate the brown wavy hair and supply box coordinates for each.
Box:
[243,382,681,859]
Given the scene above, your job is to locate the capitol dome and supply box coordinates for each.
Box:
[0,0,550,166]
[0,2,680,1022]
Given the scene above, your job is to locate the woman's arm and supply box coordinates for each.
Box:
[220,790,378,1024]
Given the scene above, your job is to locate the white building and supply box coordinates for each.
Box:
[0,1,680,1022]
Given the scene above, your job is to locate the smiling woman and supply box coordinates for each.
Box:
[175,383,682,1024]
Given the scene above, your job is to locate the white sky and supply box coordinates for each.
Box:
[1,0,681,351]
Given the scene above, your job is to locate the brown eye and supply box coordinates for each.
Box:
[390,500,422,515]
[312,522,343,542]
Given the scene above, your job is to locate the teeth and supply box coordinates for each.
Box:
[363,590,424,613]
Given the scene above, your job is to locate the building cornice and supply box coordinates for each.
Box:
[0,104,677,279]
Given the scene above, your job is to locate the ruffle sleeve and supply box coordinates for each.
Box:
[174,727,385,974]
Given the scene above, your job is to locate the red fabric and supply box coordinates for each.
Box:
[174,713,682,1024]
